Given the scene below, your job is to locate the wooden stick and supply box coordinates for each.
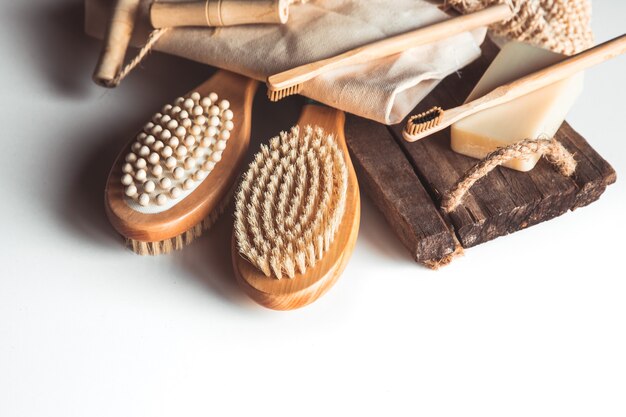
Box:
[150,0,289,29]
[266,4,513,94]
[403,33,626,142]
[92,0,141,87]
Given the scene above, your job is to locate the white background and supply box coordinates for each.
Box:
[1,1,625,416]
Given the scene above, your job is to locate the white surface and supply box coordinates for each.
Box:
[1,1,625,416]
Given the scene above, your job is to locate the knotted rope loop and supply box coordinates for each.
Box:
[105,27,169,88]
[441,137,577,213]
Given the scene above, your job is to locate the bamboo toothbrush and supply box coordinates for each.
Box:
[232,103,360,310]
[105,71,257,255]
[403,33,626,142]
[266,4,513,101]
[93,0,141,87]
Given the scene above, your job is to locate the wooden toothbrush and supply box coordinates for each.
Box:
[232,104,361,310]
[93,0,141,87]
[106,71,258,255]
[266,3,513,101]
[150,0,289,28]
[403,33,626,142]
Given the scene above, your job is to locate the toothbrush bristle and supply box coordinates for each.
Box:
[404,107,444,136]
[267,84,302,102]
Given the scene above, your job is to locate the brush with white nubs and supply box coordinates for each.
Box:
[105,71,258,255]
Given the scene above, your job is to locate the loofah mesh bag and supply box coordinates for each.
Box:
[445,0,594,55]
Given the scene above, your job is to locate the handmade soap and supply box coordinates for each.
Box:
[451,41,584,171]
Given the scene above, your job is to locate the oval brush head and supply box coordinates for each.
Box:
[232,105,360,310]
[234,125,348,279]
[105,71,257,255]
[122,92,233,210]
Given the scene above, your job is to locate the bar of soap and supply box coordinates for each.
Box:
[451,41,584,171]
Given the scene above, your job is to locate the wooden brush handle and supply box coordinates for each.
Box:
[150,0,289,28]
[93,0,141,87]
[449,33,626,125]
[267,4,512,91]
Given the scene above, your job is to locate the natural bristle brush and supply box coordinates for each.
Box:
[403,33,626,142]
[266,4,512,101]
[232,104,360,310]
[105,71,257,255]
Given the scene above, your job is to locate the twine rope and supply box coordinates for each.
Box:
[108,0,307,86]
[441,137,577,213]
[108,27,169,87]
[107,0,591,86]
[444,0,594,55]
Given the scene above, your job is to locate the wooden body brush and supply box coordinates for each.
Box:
[403,33,626,142]
[233,104,360,310]
[266,3,513,101]
[105,71,257,254]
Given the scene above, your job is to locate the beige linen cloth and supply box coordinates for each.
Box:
[85,0,486,124]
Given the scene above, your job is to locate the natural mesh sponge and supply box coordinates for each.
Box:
[446,0,594,55]
[234,125,348,280]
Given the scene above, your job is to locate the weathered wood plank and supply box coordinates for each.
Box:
[557,122,617,209]
[345,114,460,267]
[346,37,616,262]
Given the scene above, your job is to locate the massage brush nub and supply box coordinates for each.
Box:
[121,92,234,209]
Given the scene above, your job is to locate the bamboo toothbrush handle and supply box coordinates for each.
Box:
[455,34,626,122]
[268,4,512,90]
[93,0,140,87]
[150,0,289,28]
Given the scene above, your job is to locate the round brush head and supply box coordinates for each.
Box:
[234,125,348,280]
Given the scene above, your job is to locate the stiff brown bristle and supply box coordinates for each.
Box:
[234,125,348,279]
[267,84,302,102]
[125,188,232,255]
[404,106,443,135]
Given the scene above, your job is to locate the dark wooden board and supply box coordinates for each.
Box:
[345,114,461,267]
[346,38,616,266]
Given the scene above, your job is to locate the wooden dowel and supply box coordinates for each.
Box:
[150,0,289,29]
[92,0,141,87]
[468,33,626,115]
[267,3,513,92]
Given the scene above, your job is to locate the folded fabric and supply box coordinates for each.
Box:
[85,0,486,124]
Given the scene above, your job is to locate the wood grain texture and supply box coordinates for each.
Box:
[344,114,460,266]
[557,123,617,209]
[346,38,615,263]
[233,105,361,310]
[105,70,257,242]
